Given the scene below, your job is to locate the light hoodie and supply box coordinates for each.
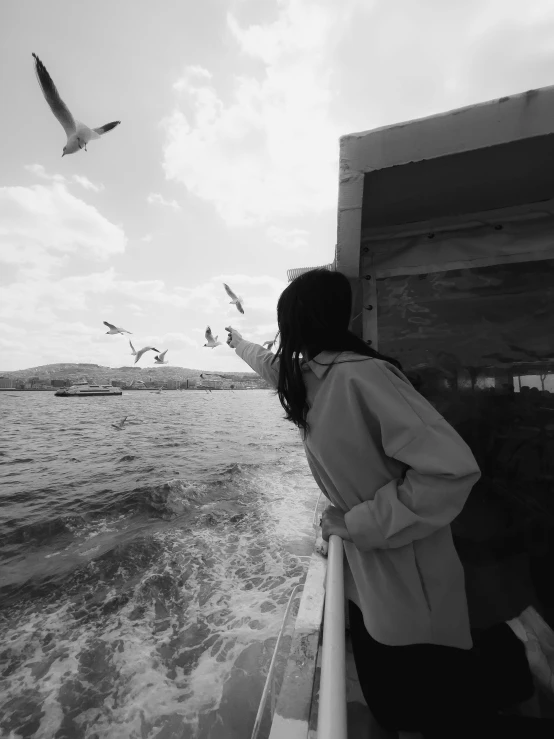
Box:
[235,340,481,649]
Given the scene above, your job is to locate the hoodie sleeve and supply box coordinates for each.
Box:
[235,339,280,388]
[344,361,481,551]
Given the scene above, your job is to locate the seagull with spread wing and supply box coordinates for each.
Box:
[223,283,244,314]
[129,340,137,356]
[154,350,169,365]
[104,321,132,335]
[203,327,221,348]
[134,347,161,364]
[32,53,121,156]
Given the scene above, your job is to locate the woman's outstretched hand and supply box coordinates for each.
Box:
[321,506,353,543]
[225,326,243,348]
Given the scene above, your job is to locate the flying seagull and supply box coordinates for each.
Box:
[32,53,121,156]
[154,350,168,365]
[104,321,132,335]
[112,416,128,430]
[129,340,137,356]
[134,347,161,364]
[204,327,221,348]
[223,283,244,314]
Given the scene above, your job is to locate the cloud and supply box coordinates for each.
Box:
[147,192,181,211]
[159,332,197,348]
[0,271,114,324]
[113,276,217,310]
[0,321,20,335]
[161,0,359,227]
[0,320,131,370]
[72,175,104,192]
[327,0,554,134]
[250,322,279,338]
[104,275,219,312]
[216,273,286,291]
[0,183,126,276]
[24,164,66,183]
[161,0,554,232]
[0,269,221,327]
[24,164,104,192]
[266,225,309,250]
[0,335,26,352]
[140,234,153,242]
[173,65,212,91]
[127,303,146,316]
[214,273,285,313]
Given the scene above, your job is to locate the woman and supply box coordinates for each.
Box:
[226,269,554,737]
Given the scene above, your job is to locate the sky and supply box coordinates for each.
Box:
[2,0,554,372]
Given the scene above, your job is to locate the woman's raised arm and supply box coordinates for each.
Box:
[226,326,280,388]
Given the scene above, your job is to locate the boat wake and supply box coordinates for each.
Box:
[0,391,318,737]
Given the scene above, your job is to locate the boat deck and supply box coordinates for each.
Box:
[310,629,403,739]
[265,545,554,739]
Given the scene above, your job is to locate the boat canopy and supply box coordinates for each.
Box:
[276,87,554,737]
[334,85,554,345]
[332,85,554,635]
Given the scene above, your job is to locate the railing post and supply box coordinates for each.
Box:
[318,534,347,739]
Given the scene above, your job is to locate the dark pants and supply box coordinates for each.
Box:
[348,601,554,737]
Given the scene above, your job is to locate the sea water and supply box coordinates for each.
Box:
[0,390,320,738]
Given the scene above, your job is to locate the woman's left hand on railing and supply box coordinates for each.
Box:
[321,506,353,543]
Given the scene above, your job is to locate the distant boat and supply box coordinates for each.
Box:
[55,382,122,397]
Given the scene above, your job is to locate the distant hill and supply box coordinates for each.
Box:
[0,363,262,383]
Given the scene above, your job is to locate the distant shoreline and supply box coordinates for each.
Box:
[0,387,269,392]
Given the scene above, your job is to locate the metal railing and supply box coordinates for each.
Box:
[318,534,347,739]
[312,491,323,530]
[250,583,304,739]
[253,492,347,739]
[286,262,335,282]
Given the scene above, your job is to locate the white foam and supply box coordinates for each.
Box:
[1,394,321,737]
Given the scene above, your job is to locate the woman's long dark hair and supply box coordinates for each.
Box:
[274,269,403,437]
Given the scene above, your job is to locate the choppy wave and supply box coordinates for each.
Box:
[0,457,35,465]
[0,465,271,554]
[0,390,318,738]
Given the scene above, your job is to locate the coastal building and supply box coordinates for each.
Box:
[200,379,223,390]
[51,379,69,388]
[127,380,147,390]
[0,378,15,389]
